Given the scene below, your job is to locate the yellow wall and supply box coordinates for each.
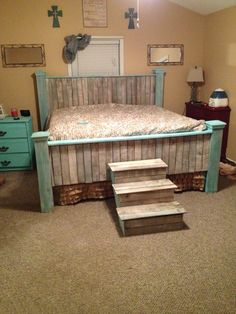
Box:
[203,6,236,160]
[0,0,205,129]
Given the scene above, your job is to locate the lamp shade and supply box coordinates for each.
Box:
[187,66,204,83]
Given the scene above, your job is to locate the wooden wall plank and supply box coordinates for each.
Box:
[134,140,142,160]
[155,138,163,159]
[82,78,89,105]
[175,137,184,174]
[77,79,84,106]
[60,146,70,185]
[195,135,204,171]
[202,134,210,170]
[182,137,190,173]
[120,141,128,161]
[162,138,170,171]
[56,79,64,109]
[68,145,78,184]
[127,141,135,161]
[76,144,85,183]
[91,143,100,182]
[189,136,197,172]
[72,78,79,106]
[168,138,177,173]
[112,141,120,162]
[98,142,107,180]
[50,146,62,186]
[83,144,92,183]
[147,139,156,159]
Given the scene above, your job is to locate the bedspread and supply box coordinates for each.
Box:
[48,104,205,140]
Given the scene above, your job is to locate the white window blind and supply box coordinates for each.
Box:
[69,37,123,76]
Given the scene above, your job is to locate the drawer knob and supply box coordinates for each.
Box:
[0,131,7,137]
[1,160,11,167]
[0,146,9,152]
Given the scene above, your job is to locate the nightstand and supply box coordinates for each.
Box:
[0,116,34,171]
[185,101,231,161]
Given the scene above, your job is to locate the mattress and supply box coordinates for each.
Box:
[48,104,205,140]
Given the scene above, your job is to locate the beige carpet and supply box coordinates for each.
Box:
[0,171,235,314]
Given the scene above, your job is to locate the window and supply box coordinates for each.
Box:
[69,36,124,76]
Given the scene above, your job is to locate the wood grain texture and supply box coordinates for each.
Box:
[49,135,210,186]
[46,76,156,108]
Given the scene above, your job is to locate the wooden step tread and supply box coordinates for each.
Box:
[108,158,167,172]
[117,201,186,220]
[113,179,177,195]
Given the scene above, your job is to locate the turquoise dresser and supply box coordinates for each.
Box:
[0,116,34,171]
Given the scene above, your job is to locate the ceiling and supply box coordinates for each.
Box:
[168,0,236,15]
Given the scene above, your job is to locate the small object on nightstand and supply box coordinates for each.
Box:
[11,108,19,120]
[20,109,30,117]
[209,88,228,107]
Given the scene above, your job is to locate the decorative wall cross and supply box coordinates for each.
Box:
[125,8,137,29]
[48,5,63,28]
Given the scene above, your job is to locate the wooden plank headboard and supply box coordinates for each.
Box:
[35,69,165,130]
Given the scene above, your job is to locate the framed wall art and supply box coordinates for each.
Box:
[82,0,107,28]
[1,44,46,68]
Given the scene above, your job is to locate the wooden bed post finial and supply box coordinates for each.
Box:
[153,68,165,107]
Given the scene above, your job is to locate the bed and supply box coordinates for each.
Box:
[32,69,225,212]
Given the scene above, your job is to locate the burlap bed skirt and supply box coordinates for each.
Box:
[53,172,206,206]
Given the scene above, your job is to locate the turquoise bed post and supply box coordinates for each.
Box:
[32,131,54,212]
[153,68,165,107]
[205,120,226,192]
[35,71,49,130]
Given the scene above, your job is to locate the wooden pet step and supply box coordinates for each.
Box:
[116,201,186,236]
[108,158,167,183]
[113,179,177,207]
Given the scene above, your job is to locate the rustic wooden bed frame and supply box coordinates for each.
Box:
[32,70,225,212]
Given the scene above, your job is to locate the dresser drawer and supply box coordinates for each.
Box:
[0,123,27,138]
[0,139,29,153]
[0,153,32,169]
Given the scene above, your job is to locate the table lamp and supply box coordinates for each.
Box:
[187,66,204,102]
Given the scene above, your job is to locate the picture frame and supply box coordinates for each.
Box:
[1,44,46,68]
[82,0,107,28]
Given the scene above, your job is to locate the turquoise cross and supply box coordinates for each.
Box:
[48,5,63,28]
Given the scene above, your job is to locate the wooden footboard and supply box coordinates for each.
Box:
[49,135,210,186]
[32,120,225,212]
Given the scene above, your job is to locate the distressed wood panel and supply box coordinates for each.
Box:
[83,144,92,183]
[98,142,107,180]
[91,143,100,182]
[50,146,62,186]
[189,136,197,172]
[168,138,177,174]
[134,140,142,160]
[175,137,184,174]
[49,135,211,186]
[76,144,85,183]
[47,75,156,109]
[68,145,78,184]
[60,146,70,185]
[182,137,190,173]
[155,138,163,159]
